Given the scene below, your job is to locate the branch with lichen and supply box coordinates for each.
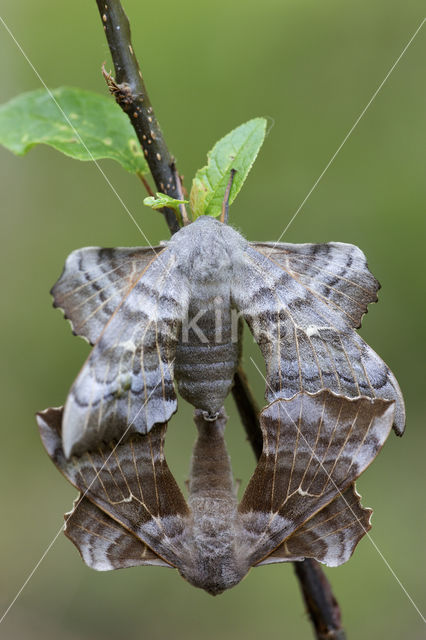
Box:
[95,2,346,638]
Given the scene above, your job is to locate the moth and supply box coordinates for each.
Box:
[52,215,405,457]
[38,389,394,595]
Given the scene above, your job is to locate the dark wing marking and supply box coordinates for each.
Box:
[256,484,371,567]
[37,407,190,568]
[252,242,379,329]
[232,245,405,434]
[52,246,163,345]
[65,495,172,570]
[61,246,190,456]
[238,391,393,566]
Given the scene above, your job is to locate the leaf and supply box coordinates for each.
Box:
[0,87,148,174]
[190,117,267,219]
[144,193,188,213]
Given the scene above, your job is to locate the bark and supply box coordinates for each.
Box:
[95,0,180,234]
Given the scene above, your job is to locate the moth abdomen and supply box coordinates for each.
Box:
[174,338,240,414]
[175,369,236,414]
[179,409,250,595]
[174,290,241,413]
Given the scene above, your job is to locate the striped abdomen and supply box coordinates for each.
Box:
[174,283,241,415]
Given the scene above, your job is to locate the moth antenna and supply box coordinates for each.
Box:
[172,162,190,226]
[220,168,237,224]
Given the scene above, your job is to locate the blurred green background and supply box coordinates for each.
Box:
[0,1,425,638]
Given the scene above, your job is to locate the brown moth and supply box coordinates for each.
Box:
[37,389,394,595]
[52,215,405,457]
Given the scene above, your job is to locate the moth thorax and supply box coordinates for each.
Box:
[172,215,247,284]
[189,247,233,283]
[183,237,233,284]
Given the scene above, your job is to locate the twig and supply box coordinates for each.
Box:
[294,561,346,640]
[95,2,346,637]
[232,367,346,640]
[96,0,180,234]
[232,367,263,458]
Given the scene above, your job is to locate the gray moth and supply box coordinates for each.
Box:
[51,215,405,457]
[37,389,394,595]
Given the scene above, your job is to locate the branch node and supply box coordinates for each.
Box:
[102,63,133,109]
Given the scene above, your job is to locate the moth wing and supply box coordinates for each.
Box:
[52,246,163,345]
[238,391,393,566]
[37,407,190,569]
[65,495,173,570]
[62,246,190,456]
[255,484,371,567]
[251,241,379,329]
[232,245,405,434]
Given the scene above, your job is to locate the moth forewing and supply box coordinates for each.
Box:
[232,241,405,434]
[38,403,252,595]
[37,406,191,570]
[238,390,395,567]
[255,483,372,567]
[51,246,165,345]
[64,495,173,571]
[61,245,190,457]
[251,241,380,329]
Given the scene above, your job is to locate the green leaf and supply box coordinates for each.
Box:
[0,87,148,174]
[144,193,188,213]
[190,117,267,219]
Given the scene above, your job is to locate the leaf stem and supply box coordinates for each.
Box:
[221,168,237,224]
[137,172,154,196]
[96,0,180,234]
